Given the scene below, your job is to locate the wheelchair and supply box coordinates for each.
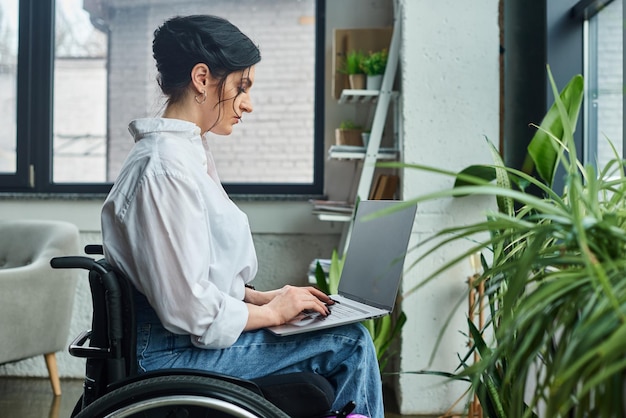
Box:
[51,246,360,418]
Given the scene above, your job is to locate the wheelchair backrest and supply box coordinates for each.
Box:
[90,259,137,374]
[75,258,138,406]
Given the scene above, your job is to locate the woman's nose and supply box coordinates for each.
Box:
[241,96,253,114]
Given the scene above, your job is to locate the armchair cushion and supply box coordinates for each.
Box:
[0,220,80,363]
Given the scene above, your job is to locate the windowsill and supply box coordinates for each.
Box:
[0,193,324,202]
[0,193,109,201]
[0,193,338,235]
[233,194,325,202]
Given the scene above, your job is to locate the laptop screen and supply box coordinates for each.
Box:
[338,200,416,310]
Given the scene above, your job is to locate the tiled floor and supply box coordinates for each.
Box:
[0,376,418,418]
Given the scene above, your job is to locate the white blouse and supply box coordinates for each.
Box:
[101,118,258,349]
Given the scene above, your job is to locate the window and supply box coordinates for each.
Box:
[583,0,623,169]
[1,0,324,195]
[504,0,624,188]
[0,0,18,176]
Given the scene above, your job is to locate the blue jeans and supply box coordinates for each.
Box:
[133,290,384,417]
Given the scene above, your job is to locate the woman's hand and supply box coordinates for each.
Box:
[244,285,334,330]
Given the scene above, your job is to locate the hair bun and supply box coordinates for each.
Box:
[152,15,261,104]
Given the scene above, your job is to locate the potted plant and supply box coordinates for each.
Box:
[341,50,366,90]
[384,68,626,416]
[361,49,388,90]
[335,120,363,147]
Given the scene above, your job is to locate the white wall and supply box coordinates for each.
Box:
[396,0,500,414]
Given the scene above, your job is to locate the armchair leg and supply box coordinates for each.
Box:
[44,352,62,396]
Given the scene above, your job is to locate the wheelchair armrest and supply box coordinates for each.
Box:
[69,329,110,359]
[51,256,109,276]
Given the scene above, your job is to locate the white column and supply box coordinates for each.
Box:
[396,0,500,414]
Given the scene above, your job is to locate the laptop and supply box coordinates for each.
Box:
[267,200,417,336]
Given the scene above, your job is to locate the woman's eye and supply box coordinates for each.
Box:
[238,79,251,94]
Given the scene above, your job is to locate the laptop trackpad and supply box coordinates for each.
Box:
[289,311,323,326]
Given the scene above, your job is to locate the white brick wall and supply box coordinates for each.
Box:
[105,0,316,183]
[594,0,623,167]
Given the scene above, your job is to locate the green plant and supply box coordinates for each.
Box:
[338,120,362,130]
[381,67,626,417]
[315,250,406,372]
[361,49,388,76]
[341,50,366,75]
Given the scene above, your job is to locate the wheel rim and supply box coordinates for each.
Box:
[102,394,261,418]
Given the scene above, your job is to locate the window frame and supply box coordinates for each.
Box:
[2,0,325,196]
[573,0,623,168]
[503,0,622,192]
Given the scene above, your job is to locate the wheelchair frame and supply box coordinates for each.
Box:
[51,246,358,418]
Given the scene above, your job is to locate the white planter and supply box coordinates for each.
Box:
[366,74,383,90]
[361,132,370,148]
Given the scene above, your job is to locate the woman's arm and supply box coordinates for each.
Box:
[243,286,275,305]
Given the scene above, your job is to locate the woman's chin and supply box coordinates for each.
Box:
[209,126,234,136]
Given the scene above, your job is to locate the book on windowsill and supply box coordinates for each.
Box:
[309,199,354,213]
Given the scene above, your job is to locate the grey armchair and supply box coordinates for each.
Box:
[0,220,80,396]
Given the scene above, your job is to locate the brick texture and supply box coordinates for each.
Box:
[105,0,316,183]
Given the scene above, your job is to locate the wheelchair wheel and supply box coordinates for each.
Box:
[74,374,290,418]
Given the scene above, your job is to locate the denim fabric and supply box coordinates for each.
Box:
[133,290,384,417]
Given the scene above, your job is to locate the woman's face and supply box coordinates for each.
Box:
[207,66,255,136]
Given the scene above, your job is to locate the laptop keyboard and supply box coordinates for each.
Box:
[328,301,367,319]
[296,301,369,324]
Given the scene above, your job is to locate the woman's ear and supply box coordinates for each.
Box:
[190,63,210,92]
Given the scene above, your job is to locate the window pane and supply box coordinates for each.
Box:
[205,3,316,183]
[54,0,316,185]
[586,0,623,169]
[0,0,18,174]
[53,0,107,183]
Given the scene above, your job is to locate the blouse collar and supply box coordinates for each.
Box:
[128,118,202,143]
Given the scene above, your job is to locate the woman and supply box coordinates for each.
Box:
[101,15,384,417]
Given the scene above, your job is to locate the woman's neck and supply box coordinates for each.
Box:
[162,101,202,130]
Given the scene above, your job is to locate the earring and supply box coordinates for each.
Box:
[195,90,206,104]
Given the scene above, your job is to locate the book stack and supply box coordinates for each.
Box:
[310,199,354,221]
[310,199,354,213]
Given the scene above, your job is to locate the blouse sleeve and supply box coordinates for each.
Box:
[104,171,249,349]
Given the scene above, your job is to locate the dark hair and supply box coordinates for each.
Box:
[152,15,261,104]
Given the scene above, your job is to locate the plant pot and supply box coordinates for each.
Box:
[335,128,363,146]
[348,74,366,90]
[366,74,383,91]
[361,132,370,148]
